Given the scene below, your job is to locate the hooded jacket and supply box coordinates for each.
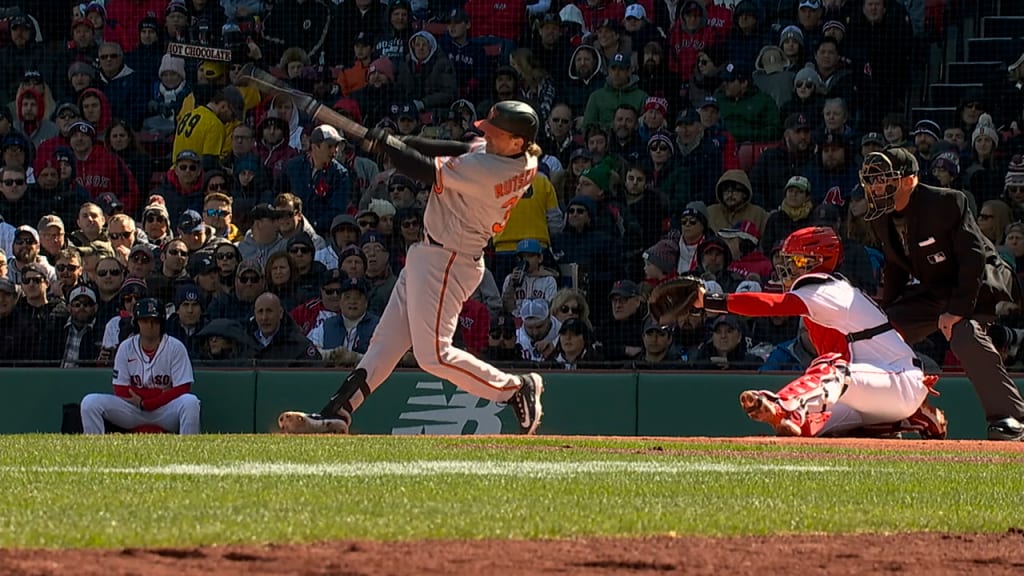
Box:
[77,88,113,135]
[100,63,146,129]
[667,0,716,80]
[29,152,90,226]
[195,318,257,367]
[153,166,205,225]
[254,116,299,180]
[14,88,57,147]
[74,139,142,216]
[561,44,605,117]
[582,71,649,129]
[706,170,767,234]
[752,46,796,108]
[394,31,458,112]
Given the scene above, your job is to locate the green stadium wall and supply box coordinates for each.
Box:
[0,369,1013,439]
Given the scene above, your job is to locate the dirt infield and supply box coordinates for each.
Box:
[1,437,1020,576]
[3,531,1023,576]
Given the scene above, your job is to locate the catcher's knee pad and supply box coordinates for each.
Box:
[320,368,370,417]
[777,354,851,414]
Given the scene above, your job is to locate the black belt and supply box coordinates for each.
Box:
[424,232,481,261]
[846,321,894,343]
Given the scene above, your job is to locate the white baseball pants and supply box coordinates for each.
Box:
[818,363,928,435]
[80,393,201,435]
[353,243,520,408]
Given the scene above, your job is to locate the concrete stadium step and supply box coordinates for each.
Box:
[929,83,985,108]
[983,16,1024,36]
[946,61,1006,84]
[967,37,1019,64]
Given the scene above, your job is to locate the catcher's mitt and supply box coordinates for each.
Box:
[648,277,703,323]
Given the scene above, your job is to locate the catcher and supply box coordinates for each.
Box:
[649,226,947,438]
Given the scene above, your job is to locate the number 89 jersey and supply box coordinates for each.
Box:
[426,141,537,254]
[172,105,226,161]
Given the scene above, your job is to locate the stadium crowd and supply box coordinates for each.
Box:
[1,0,1024,373]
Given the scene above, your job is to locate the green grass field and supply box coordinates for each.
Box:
[0,435,1020,549]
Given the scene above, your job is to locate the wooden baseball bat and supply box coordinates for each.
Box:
[238,64,368,140]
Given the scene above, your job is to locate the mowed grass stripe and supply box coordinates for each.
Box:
[0,435,1020,548]
[0,460,853,477]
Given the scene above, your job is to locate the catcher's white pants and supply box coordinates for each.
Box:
[80,393,201,435]
[353,243,519,409]
[818,363,928,436]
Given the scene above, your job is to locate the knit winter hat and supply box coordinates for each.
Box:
[794,66,825,93]
[931,151,960,177]
[580,162,612,194]
[972,113,999,149]
[647,132,674,154]
[643,96,669,117]
[368,198,397,217]
[779,25,804,47]
[367,57,394,83]
[643,239,680,275]
[158,54,186,79]
[1005,155,1024,187]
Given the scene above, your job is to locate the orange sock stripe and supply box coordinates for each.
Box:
[433,251,490,386]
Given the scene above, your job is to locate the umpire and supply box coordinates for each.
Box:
[862,147,1024,441]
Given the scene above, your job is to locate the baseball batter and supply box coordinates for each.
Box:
[691,227,945,438]
[80,298,200,435]
[279,101,545,435]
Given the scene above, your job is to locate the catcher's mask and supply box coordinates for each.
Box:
[775,226,843,289]
[859,151,908,220]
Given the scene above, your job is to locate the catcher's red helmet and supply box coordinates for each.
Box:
[776,226,843,288]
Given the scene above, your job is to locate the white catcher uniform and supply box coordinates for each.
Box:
[344,139,539,408]
[80,334,200,434]
[726,273,930,435]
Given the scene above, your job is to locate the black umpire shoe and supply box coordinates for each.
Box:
[508,373,544,435]
[987,417,1024,441]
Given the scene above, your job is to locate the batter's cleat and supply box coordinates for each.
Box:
[739,390,802,436]
[987,417,1024,441]
[508,373,544,435]
[906,401,947,440]
[278,411,351,434]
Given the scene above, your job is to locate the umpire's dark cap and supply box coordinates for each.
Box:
[881,147,919,176]
[475,101,539,142]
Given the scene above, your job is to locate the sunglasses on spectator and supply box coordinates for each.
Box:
[389,185,409,192]
[14,237,36,245]
[550,117,570,125]
[559,305,580,314]
[129,253,151,263]
[96,268,123,277]
[215,252,237,260]
[21,276,44,285]
[123,294,139,303]
[70,300,95,309]
[166,249,188,257]
[99,53,120,60]
[681,217,700,226]
[322,287,342,296]
[206,208,230,218]
[58,111,77,120]
[698,58,711,66]
[964,102,982,110]
[649,143,670,152]
[207,182,228,192]
[145,213,166,223]
[56,264,79,273]
[567,207,588,215]
[3,178,26,186]
[177,163,199,172]
[108,232,132,241]
[401,220,420,228]
[238,274,261,284]
[289,247,312,255]
[357,219,376,228]
[490,329,516,339]
[796,81,813,89]
[1008,186,1024,195]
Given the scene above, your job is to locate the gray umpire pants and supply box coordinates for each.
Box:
[886,290,1024,422]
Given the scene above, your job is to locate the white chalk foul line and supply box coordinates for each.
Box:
[0,460,848,477]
